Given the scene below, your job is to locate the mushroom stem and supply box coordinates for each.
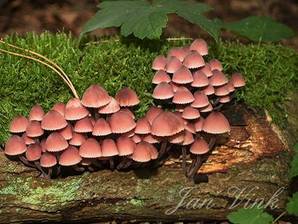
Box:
[34,161,43,173]
[19,155,35,168]
[0,45,79,98]
[73,165,85,172]
[187,155,203,179]
[158,141,168,159]
[182,146,187,175]
[109,158,115,170]
[117,157,132,170]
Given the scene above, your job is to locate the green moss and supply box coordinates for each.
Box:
[0,33,297,144]
[130,198,144,207]
[0,175,84,211]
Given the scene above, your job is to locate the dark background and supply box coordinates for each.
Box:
[0,0,297,49]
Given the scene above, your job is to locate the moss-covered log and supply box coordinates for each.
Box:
[0,106,290,223]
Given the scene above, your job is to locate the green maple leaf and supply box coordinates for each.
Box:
[81,0,220,40]
[224,16,295,42]
[287,192,298,216]
[227,208,273,224]
[289,143,298,179]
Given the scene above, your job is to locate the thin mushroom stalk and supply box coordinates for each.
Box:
[187,155,203,178]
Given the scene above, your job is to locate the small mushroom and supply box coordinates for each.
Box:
[189,39,208,56]
[65,98,89,121]
[172,66,193,84]
[29,104,44,121]
[9,116,29,134]
[183,51,205,69]
[152,55,167,71]
[41,110,67,131]
[115,87,140,107]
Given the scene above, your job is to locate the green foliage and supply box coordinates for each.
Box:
[224,16,295,42]
[289,144,298,178]
[82,0,295,42]
[227,208,273,224]
[0,33,297,145]
[81,0,214,40]
[286,192,298,216]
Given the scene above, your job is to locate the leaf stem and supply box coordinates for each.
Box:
[0,48,79,98]
[0,40,78,98]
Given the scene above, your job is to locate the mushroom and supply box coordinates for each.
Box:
[98,97,120,115]
[152,82,174,102]
[115,87,140,107]
[51,102,66,116]
[25,143,43,173]
[209,70,228,87]
[92,118,112,137]
[116,136,136,170]
[152,55,167,71]
[181,130,195,174]
[69,132,87,147]
[231,73,245,88]
[209,59,223,71]
[9,116,29,135]
[26,120,44,139]
[191,91,210,109]
[101,138,119,170]
[74,117,94,134]
[182,106,200,120]
[79,138,102,171]
[151,111,184,159]
[40,152,57,178]
[58,124,73,141]
[41,110,67,131]
[131,141,158,167]
[168,47,189,62]
[59,146,82,172]
[152,70,171,84]
[191,71,209,88]
[189,39,208,56]
[145,106,163,125]
[187,137,209,178]
[183,51,205,70]
[29,104,44,121]
[65,98,89,121]
[109,111,136,134]
[172,87,195,105]
[172,66,193,85]
[4,135,28,166]
[165,56,182,74]
[45,132,69,153]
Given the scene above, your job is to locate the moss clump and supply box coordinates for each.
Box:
[0,175,84,211]
[0,33,297,144]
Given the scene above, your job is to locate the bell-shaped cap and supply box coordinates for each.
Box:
[135,117,151,135]
[79,138,102,158]
[145,106,163,125]
[45,132,68,152]
[5,135,26,156]
[209,59,223,71]
[166,56,182,73]
[182,106,200,120]
[115,87,140,107]
[190,138,209,155]
[102,139,119,157]
[152,82,174,100]
[92,118,112,136]
[52,103,66,116]
[59,146,82,166]
[26,143,42,161]
[109,111,136,134]
[201,84,215,96]
[168,47,189,62]
[191,71,209,88]
[65,98,89,121]
[231,73,245,88]
[191,91,209,108]
[190,39,208,56]
[74,117,94,133]
[81,84,111,108]
[9,116,28,134]
[98,97,120,114]
[172,66,193,84]
[58,124,73,140]
[152,70,171,84]
[151,112,184,137]
[152,55,167,71]
[41,110,67,131]
[26,121,44,138]
[202,111,230,134]
[117,136,135,156]
[69,132,86,146]
[40,152,57,168]
[173,87,195,105]
[29,104,44,121]
[131,141,154,162]
[183,52,205,69]
[210,70,228,87]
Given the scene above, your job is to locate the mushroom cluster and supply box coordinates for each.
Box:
[151,38,245,177]
[4,38,245,180]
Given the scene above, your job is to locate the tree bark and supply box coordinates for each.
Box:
[0,105,290,223]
